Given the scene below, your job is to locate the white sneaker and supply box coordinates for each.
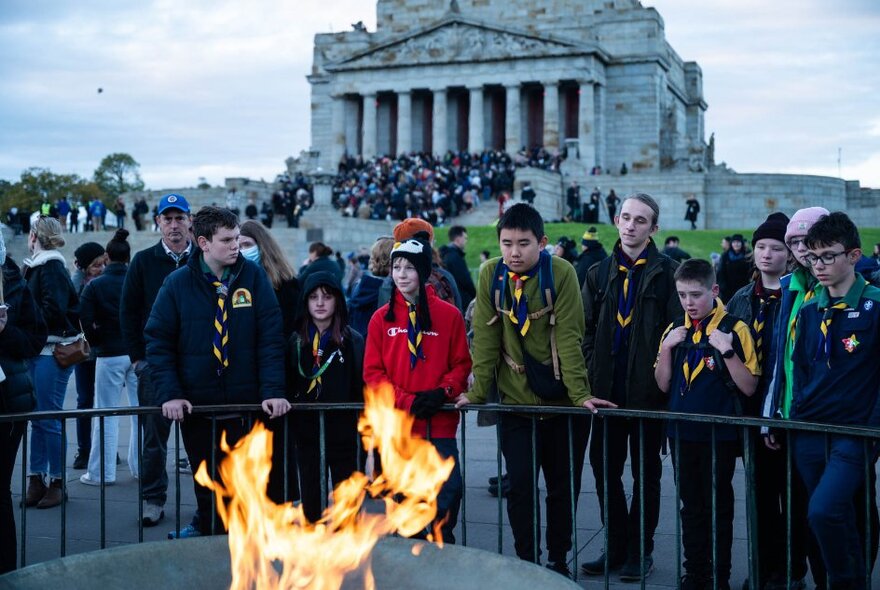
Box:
[79,473,115,486]
[142,503,165,526]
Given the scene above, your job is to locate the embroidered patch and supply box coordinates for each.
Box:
[848,312,860,319]
[704,356,716,371]
[842,334,860,353]
[865,300,874,311]
[231,288,252,308]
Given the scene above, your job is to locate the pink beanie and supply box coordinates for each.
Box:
[784,207,830,243]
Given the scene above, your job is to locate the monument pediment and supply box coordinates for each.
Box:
[325,19,591,71]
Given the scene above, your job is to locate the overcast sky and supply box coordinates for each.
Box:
[1,0,878,190]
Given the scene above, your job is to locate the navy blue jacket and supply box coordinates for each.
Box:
[144,252,285,406]
[791,275,880,427]
[80,262,128,357]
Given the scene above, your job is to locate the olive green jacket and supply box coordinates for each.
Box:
[469,255,592,407]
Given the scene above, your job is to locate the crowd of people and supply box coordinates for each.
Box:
[331,146,566,225]
[1,191,879,590]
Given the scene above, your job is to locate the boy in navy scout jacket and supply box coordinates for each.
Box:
[458,203,616,577]
[790,212,880,590]
[145,207,290,536]
[655,259,760,590]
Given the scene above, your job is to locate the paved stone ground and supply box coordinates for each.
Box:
[7,380,879,589]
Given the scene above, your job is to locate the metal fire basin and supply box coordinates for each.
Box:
[0,536,580,589]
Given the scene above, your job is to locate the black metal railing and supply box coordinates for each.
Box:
[1,404,878,589]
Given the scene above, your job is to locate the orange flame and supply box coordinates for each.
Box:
[195,382,455,589]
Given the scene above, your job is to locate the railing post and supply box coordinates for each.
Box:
[567,415,577,580]
[460,410,467,547]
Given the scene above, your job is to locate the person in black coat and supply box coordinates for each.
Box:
[298,242,343,288]
[119,193,193,529]
[0,244,48,574]
[78,230,140,486]
[574,227,607,288]
[145,207,290,535]
[717,234,752,302]
[440,226,476,311]
[285,271,365,522]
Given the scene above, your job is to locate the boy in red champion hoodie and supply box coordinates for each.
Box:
[363,231,472,543]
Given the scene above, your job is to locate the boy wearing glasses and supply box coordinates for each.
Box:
[790,212,880,590]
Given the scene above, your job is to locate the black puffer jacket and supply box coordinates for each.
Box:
[0,256,48,413]
[22,252,79,338]
[145,252,286,406]
[79,262,128,357]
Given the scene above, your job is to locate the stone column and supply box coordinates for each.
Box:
[330,95,346,167]
[397,90,412,156]
[468,86,484,154]
[595,83,606,170]
[504,83,521,153]
[542,81,560,153]
[432,88,448,156]
[578,81,596,167]
[362,92,377,159]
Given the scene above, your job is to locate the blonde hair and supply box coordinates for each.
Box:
[239,220,295,290]
[32,216,65,250]
[368,236,395,277]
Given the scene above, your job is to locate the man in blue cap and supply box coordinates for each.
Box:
[120,194,194,531]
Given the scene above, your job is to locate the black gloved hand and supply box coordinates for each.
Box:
[410,388,447,419]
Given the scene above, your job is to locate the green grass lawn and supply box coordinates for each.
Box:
[437,222,880,271]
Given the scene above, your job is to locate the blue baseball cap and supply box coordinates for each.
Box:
[157,193,190,215]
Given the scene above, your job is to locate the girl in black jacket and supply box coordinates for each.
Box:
[79,230,139,486]
[22,215,79,509]
[281,271,364,522]
[0,242,48,573]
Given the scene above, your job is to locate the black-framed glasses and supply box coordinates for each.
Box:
[804,250,851,266]
[786,237,807,249]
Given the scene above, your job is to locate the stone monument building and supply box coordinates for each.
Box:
[309,0,707,177]
[307,0,879,230]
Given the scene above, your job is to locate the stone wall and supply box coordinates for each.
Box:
[706,171,849,229]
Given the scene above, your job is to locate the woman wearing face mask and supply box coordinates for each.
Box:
[22,216,80,509]
[239,220,300,340]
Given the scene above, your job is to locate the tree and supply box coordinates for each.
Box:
[94,153,144,199]
[0,168,106,212]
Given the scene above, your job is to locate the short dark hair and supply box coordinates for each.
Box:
[497,203,545,241]
[448,225,467,241]
[665,236,679,246]
[674,258,716,290]
[192,206,238,241]
[622,193,660,225]
[805,211,860,252]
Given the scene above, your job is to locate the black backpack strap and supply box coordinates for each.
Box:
[713,314,744,416]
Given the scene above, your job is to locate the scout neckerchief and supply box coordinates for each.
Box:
[306,323,334,394]
[506,258,541,337]
[613,246,648,355]
[752,280,781,363]
[681,300,724,395]
[207,272,230,375]
[407,300,425,368]
[815,298,848,366]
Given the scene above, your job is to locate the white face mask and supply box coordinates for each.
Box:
[240,244,261,265]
